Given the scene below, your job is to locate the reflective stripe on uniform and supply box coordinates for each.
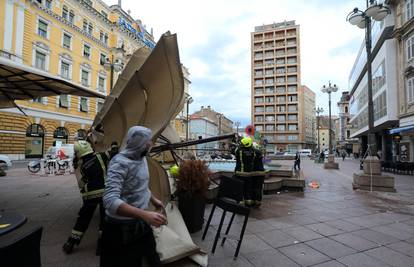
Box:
[71,229,84,237]
[81,188,105,200]
[239,150,244,172]
[96,154,107,180]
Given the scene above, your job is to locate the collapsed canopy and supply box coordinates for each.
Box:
[0,56,105,108]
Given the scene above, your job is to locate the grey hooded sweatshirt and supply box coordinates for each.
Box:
[103,126,152,221]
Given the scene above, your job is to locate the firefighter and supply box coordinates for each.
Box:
[62,140,110,254]
[235,137,266,207]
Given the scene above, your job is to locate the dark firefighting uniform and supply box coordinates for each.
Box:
[235,146,265,203]
[69,152,109,245]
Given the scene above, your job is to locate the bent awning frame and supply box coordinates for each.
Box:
[0,56,105,109]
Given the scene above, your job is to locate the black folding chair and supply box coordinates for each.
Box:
[202,175,250,259]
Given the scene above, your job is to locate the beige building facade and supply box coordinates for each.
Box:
[251,21,304,153]
[392,0,414,162]
[0,0,154,159]
[301,85,316,149]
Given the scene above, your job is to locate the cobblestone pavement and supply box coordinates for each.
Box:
[1,158,414,266]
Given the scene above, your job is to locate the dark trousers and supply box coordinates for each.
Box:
[100,219,162,267]
[251,176,264,202]
[294,160,301,170]
[237,176,264,201]
[71,198,104,242]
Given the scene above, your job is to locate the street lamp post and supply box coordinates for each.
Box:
[322,82,339,169]
[104,48,124,90]
[314,107,324,153]
[234,121,240,135]
[347,0,395,192]
[185,96,193,141]
[346,0,390,159]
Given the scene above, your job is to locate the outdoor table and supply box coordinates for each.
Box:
[0,212,42,267]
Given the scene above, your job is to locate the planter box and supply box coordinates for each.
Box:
[177,191,206,233]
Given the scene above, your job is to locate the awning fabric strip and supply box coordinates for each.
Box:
[389,124,414,134]
[0,56,105,108]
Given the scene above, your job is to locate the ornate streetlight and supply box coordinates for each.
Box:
[185,96,193,141]
[347,1,395,192]
[104,47,125,90]
[346,0,390,159]
[321,82,339,169]
[314,107,324,154]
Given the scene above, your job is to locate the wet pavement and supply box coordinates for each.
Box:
[1,157,414,266]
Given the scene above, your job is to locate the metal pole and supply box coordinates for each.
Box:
[317,116,320,153]
[329,91,332,155]
[186,100,190,141]
[365,15,377,156]
[110,55,114,90]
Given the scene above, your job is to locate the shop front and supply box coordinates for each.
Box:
[25,124,45,158]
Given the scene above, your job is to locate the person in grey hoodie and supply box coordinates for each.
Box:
[100,126,166,267]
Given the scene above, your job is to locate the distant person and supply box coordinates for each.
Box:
[294,152,301,171]
[320,151,325,162]
[341,150,346,161]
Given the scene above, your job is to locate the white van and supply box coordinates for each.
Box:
[299,149,312,157]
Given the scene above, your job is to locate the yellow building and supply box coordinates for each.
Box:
[0,0,155,159]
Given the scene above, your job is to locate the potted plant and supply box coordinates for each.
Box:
[174,160,210,233]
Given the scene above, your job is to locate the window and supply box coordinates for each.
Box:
[84,0,93,6]
[38,20,48,38]
[288,124,298,131]
[60,61,70,79]
[288,85,297,92]
[69,11,75,24]
[35,51,46,70]
[255,125,264,131]
[255,97,264,104]
[101,10,108,19]
[407,35,414,61]
[81,69,89,86]
[255,88,264,95]
[88,24,93,35]
[277,135,286,141]
[62,5,68,19]
[100,53,107,65]
[98,76,106,92]
[33,97,44,104]
[276,86,285,93]
[255,106,264,113]
[83,20,88,32]
[62,33,71,49]
[288,114,298,121]
[100,31,108,44]
[265,125,275,131]
[80,97,88,112]
[45,0,52,9]
[407,0,414,21]
[276,77,285,84]
[347,130,350,139]
[265,106,274,112]
[287,76,297,83]
[97,100,104,112]
[255,79,263,85]
[277,115,286,122]
[288,135,298,141]
[255,116,264,122]
[59,95,69,108]
[83,44,91,58]
[265,87,275,94]
[265,115,275,122]
[265,78,274,84]
[288,104,297,111]
[277,105,286,112]
[265,96,274,103]
[277,124,286,131]
[408,77,414,104]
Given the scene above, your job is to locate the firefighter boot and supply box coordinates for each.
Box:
[62,237,80,254]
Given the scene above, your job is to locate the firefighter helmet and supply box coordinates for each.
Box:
[74,140,94,158]
[169,165,180,178]
[240,137,253,148]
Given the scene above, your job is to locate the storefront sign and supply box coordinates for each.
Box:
[400,142,410,162]
[118,18,155,49]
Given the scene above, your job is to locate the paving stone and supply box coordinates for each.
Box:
[228,234,272,254]
[256,229,298,248]
[403,219,414,226]
[243,220,275,234]
[306,237,356,259]
[208,255,254,267]
[243,248,300,267]
[386,241,414,258]
[278,243,331,266]
[312,260,345,267]
[325,219,364,232]
[282,226,324,242]
[365,246,414,267]
[351,229,400,245]
[371,224,414,240]
[305,223,343,236]
[262,218,299,229]
[344,214,393,228]
[197,237,239,259]
[330,233,378,251]
[337,252,391,267]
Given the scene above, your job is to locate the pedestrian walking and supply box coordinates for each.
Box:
[294,152,301,171]
[63,140,110,254]
[341,150,346,161]
[100,126,166,267]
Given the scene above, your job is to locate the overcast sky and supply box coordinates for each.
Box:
[107,0,366,127]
